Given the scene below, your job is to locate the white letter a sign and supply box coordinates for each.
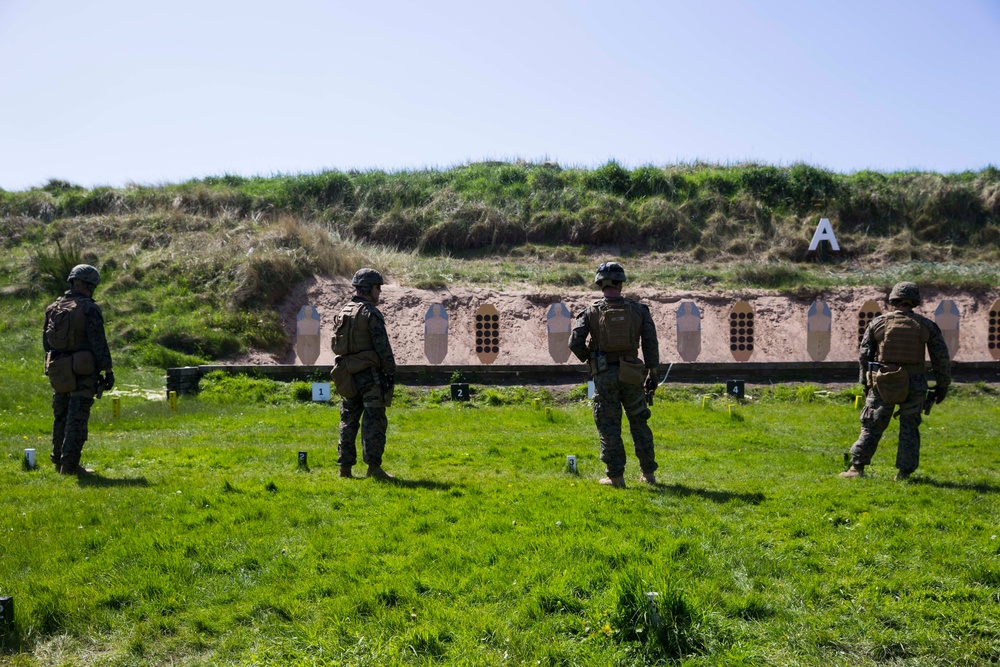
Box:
[808,218,840,252]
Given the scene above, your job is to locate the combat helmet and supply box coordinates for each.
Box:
[67,264,101,287]
[888,281,921,307]
[594,262,627,286]
[351,268,384,291]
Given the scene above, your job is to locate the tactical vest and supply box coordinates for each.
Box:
[878,312,928,365]
[588,298,640,355]
[332,301,374,355]
[45,295,88,352]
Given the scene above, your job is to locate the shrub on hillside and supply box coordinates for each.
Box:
[636,197,684,250]
[630,166,676,199]
[370,209,426,248]
[586,160,632,197]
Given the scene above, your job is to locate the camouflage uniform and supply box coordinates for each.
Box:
[569,296,660,478]
[336,296,396,468]
[44,290,113,471]
[849,305,951,475]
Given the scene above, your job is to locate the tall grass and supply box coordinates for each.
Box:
[3,164,998,262]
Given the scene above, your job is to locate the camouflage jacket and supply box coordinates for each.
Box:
[43,289,113,371]
[858,307,950,388]
[569,296,659,369]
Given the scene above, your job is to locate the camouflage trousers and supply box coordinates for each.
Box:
[849,384,927,474]
[338,370,388,467]
[592,367,657,478]
[51,374,98,470]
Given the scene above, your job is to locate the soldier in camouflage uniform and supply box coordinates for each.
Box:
[569,262,660,488]
[43,265,114,475]
[334,269,396,480]
[842,282,951,481]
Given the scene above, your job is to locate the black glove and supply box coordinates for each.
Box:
[935,385,948,404]
[103,370,115,390]
[644,371,658,394]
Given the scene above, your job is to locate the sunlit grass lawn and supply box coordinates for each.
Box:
[2,390,1000,666]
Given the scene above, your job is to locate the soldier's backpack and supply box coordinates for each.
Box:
[591,299,639,353]
[331,302,370,356]
[45,297,87,352]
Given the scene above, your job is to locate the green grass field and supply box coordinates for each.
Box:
[3,382,999,666]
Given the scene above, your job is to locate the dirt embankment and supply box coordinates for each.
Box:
[237,277,998,366]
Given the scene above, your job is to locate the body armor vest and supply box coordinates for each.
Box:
[45,295,89,352]
[332,302,375,355]
[878,312,927,365]
[589,299,640,354]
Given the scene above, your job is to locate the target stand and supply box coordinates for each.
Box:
[989,299,1000,360]
[806,299,832,362]
[729,302,755,362]
[475,304,501,364]
[676,301,702,362]
[857,300,882,348]
[294,304,322,365]
[934,300,961,359]
[546,302,573,364]
[424,304,449,364]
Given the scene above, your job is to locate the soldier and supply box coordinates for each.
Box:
[841,282,951,481]
[569,262,660,488]
[332,269,396,480]
[43,264,114,475]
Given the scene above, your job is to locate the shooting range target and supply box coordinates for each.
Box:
[546,302,573,364]
[989,299,1000,360]
[676,301,702,362]
[857,300,882,348]
[294,304,321,365]
[475,304,501,364]
[806,299,832,362]
[728,301,755,362]
[934,300,961,359]
[423,304,449,364]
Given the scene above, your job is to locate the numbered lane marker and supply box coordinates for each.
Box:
[450,383,470,401]
[312,382,330,402]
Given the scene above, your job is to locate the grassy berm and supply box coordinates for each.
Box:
[2,163,1000,665]
[2,378,1000,666]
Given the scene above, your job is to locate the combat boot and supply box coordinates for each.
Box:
[366,465,394,480]
[59,464,95,476]
[599,476,626,488]
[339,465,352,478]
[894,470,911,482]
[639,472,657,485]
[839,464,864,479]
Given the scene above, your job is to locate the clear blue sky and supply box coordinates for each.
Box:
[2,0,998,191]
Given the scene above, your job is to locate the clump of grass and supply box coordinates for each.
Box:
[30,239,85,296]
[610,568,707,661]
[728,261,809,288]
